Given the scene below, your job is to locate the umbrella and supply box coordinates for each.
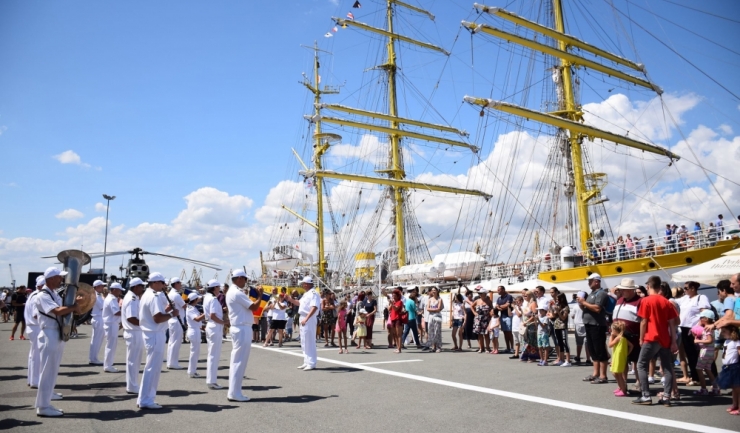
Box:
[671,249,740,286]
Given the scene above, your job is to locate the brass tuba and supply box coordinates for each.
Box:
[57,249,91,342]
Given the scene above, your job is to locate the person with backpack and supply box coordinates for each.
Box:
[579,273,610,384]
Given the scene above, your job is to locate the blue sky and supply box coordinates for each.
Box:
[1,0,738,285]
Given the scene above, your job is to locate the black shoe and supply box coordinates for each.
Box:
[509,355,519,359]
[658,398,671,407]
[631,397,652,405]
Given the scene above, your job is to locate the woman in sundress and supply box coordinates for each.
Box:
[472,289,492,353]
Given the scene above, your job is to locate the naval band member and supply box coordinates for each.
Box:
[122,278,145,394]
[25,276,45,388]
[89,280,106,365]
[34,267,83,417]
[102,282,123,373]
[166,277,186,370]
[137,272,178,410]
[203,279,229,390]
[225,270,262,401]
[286,276,321,371]
[185,292,205,378]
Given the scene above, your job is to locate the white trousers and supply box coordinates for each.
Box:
[300,315,317,368]
[103,322,119,369]
[205,324,223,384]
[27,325,40,387]
[167,319,183,368]
[89,317,104,362]
[123,330,144,392]
[228,326,251,399]
[186,328,201,375]
[35,328,65,409]
[137,331,165,407]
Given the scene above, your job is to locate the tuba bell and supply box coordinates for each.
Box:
[57,249,91,342]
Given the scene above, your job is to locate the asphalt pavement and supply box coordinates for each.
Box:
[0,321,738,433]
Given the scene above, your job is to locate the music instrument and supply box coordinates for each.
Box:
[58,249,91,342]
[75,282,95,314]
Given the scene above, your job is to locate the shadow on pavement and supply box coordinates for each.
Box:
[0,418,42,429]
[58,371,99,378]
[318,366,361,374]
[0,366,26,371]
[249,394,337,404]
[158,390,207,398]
[62,395,136,403]
[54,382,127,391]
[0,375,28,382]
[242,385,281,391]
[0,404,31,413]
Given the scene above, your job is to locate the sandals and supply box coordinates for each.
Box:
[590,377,608,384]
[693,388,709,396]
[583,375,597,382]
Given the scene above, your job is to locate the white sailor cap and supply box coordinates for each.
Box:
[301,276,313,285]
[44,267,68,279]
[148,272,166,283]
[232,270,247,279]
[36,276,46,287]
[207,279,221,289]
[129,278,145,287]
[187,292,201,302]
[170,277,181,285]
[110,282,123,291]
[93,280,106,288]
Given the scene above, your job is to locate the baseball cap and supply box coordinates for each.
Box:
[187,292,201,302]
[36,276,46,287]
[207,279,221,288]
[699,310,715,320]
[586,273,602,281]
[110,283,123,291]
[232,270,247,279]
[44,267,68,279]
[92,280,106,288]
[129,278,145,287]
[148,272,166,283]
[301,276,313,284]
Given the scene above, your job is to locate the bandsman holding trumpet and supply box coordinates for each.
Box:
[225,270,262,402]
[34,267,83,417]
[122,278,145,394]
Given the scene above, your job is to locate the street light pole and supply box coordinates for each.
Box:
[102,194,116,280]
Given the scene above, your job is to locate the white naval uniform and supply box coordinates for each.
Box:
[89,293,105,363]
[299,289,321,368]
[185,306,202,375]
[225,288,254,400]
[137,288,168,407]
[203,293,223,385]
[102,293,121,369]
[34,287,65,410]
[166,289,186,368]
[121,290,143,392]
[25,289,42,387]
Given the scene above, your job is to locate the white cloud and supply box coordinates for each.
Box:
[719,124,733,135]
[329,0,339,5]
[95,202,107,212]
[55,209,84,220]
[53,150,92,168]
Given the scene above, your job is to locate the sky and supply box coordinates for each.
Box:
[1,0,739,287]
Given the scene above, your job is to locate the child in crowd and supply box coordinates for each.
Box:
[717,326,740,415]
[693,310,720,396]
[608,321,632,396]
[355,309,368,349]
[489,309,500,354]
[537,308,550,366]
[336,301,348,354]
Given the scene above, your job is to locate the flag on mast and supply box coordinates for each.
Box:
[347,12,354,20]
[353,1,361,8]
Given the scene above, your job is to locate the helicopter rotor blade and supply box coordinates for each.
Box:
[87,251,132,259]
[141,251,222,270]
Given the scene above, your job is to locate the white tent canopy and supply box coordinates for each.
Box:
[671,248,740,286]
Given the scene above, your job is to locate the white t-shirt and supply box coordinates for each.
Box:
[139,288,168,333]
[511,305,522,331]
[186,305,202,330]
[35,287,62,330]
[102,294,121,325]
[678,294,710,328]
[723,339,739,366]
[203,293,223,328]
[121,290,140,332]
[167,289,186,324]
[25,290,42,327]
[91,293,104,319]
[271,299,288,321]
[226,288,254,327]
[0,292,6,302]
[299,289,321,317]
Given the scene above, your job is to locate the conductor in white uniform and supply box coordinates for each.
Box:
[136,272,178,410]
[122,278,145,394]
[34,267,83,417]
[225,270,262,402]
[88,280,106,365]
[286,276,320,371]
[25,276,45,388]
[102,283,123,373]
[166,277,186,370]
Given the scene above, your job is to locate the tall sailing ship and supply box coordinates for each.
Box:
[260,0,738,295]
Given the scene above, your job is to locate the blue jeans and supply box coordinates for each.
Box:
[401,320,420,346]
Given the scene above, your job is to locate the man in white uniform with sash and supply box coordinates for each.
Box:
[166,277,186,370]
[25,276,45,388]
[122,278,145,394]
[287,276,320,371]
[225,270,262,401]
[102,282,123,373]
[88,280,106,365]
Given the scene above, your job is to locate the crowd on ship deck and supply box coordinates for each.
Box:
[587,214,739,264]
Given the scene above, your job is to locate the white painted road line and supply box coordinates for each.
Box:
[253,345,734,433]
[356,360,423,365]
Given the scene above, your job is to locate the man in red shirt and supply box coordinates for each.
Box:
[632,276,678,406]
